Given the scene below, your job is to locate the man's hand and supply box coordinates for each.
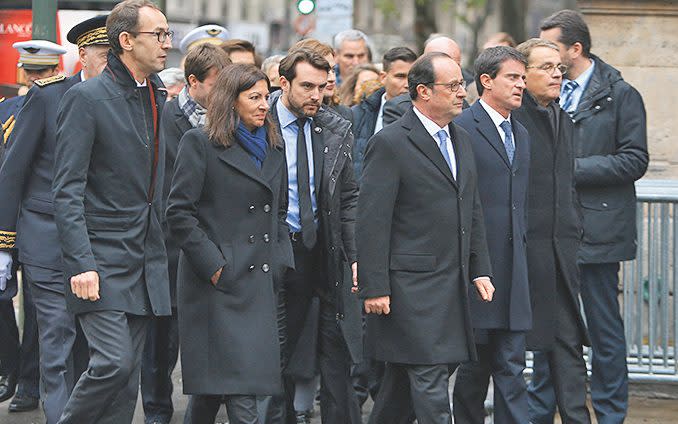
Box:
[364,296,390,315]
[70,271,100,301]
[210,267,223,286]
[351,262,358,293]
[474,277,494,302]
[0,251,12,291]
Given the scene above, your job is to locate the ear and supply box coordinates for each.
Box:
[279,75,290,93]
[78,46,87,67]
[479,73,493,91]
[119,32,134,52]
[570,42,583,60]
[379,70,387,83]
[416,83,430,101]
[187,74,198,88]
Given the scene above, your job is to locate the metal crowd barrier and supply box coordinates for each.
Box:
[620,179,678,382]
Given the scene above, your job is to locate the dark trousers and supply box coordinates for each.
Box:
[57,311,149,424]
[368,363,455,424]
[25,265,88,424]
[141,312,179,424]
[0,271,40,399]
[281,240,361,424]
[183,394,258,424]
[580,262,627,424]
[528,272,591,424]
[453,330,528,424]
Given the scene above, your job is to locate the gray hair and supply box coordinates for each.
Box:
[333,29,369,51]
[516,38,559,61]
[158,67,185,87]
[261,54,284,74]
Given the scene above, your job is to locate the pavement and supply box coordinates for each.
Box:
[2,364,678,424]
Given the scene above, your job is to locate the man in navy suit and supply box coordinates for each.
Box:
[0,16,109,423]
[452,46,532,424]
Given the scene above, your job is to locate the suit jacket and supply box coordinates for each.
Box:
[357,108,492,364]
[455,101,531,331]
[269,92,363,364]
[514,93,589,349]
[166,128,292,395]
[159,98,192,306]
[0,74,81,274]
[53,52,171,316]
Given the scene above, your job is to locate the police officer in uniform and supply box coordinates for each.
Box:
[0,16,109,423]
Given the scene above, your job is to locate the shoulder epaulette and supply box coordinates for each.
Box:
[34,74,66,87]
[0,230,16,249]
[0,97,5,103]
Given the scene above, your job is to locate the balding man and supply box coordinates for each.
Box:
[382,36,470,125]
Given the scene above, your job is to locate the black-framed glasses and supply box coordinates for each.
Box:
[131,30,174,43]
[527,63,568,75]
[427,80,466,93]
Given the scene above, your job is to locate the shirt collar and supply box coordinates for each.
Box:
[412,105,450,140]
[276,98,311,130]
[563,58,595,92]
[478,99,511,128]
[79,70,86,82]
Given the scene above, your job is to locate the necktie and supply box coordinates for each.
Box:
[436,129,454,177]
[560,80,579,113]
[499,120,515,164]
[295,118,317,249]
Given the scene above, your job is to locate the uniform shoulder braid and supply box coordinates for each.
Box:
[34,74,66,87]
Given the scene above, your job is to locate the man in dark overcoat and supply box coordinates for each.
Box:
[52,2,172,422]
[452,46,531,424]
[269,48,362,424]
[358,52,494,424]
[516,37,592,424]
[0,16,109,423]
[538,11,648,424]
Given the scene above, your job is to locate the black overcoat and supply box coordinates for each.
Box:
[513,93,589,349]
[53,52,171,316]
[166,127,293,395]
[357,108,492,364]
[455,102,531,331]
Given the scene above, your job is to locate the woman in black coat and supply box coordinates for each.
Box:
[166,64,294,424]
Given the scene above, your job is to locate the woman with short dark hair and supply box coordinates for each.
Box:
[166,63,294,424]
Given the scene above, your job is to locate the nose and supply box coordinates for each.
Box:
[161,37,172,49]
[260,99,270,111]
[457,84,467,98]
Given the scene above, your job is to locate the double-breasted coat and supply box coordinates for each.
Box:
[357,108,493,364]
[513,93,589,349]
[455,102,531,331]
[53,52,171,316]
[166,127,294,395]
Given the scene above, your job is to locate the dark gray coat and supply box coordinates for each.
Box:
[357,109,492,364]
[53,52,171,316]
[269,93,363,364]
[0,74,80,272]
[455,102,531,331]
[167,128,292,395]
[571,55,648,264]
[514,93,589,350]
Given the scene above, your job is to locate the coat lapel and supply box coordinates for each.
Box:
[509,116,526,172]
[403,110,457,188]
[471,102,511,169]
[173,107,192,135]
[216,142,273,191]
[310,121,324,195]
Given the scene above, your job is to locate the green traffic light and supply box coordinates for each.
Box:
[297,0,315,15]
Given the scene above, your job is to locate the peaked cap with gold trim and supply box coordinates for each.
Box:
[12,40,67,71]
[67,14,109,48]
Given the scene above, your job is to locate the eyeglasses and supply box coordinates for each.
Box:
[131,30,174,43]
[527,63,568,75]
[427,80,466,93]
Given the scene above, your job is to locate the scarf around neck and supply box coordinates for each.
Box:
[177,86,206,128]
[236,121,268,169]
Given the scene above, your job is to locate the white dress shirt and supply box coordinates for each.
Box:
[412,105,457,180]
[478,99,514,150]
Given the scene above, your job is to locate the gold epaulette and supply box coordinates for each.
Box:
[34,74,66,87]
[2,115,15,144]
[0,97,4,103]
[0,230,16,249]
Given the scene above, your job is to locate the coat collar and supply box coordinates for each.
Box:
[467,101,525,171]
[102,51,164,91]
[216,141,283,192]
[401,108,458,189]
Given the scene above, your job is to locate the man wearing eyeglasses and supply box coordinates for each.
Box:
[452,46,531,424]
[357,51,494,424]
[52,1,172,423]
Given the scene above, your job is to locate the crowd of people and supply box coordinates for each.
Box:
[0,1,649,424]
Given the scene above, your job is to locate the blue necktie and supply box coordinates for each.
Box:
[436,129,454,176]
[560,80,579,113]
[499,120,514,164]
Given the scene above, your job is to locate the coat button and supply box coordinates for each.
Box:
[335,281,339,287]
[248,264,255,271]
[264,204,271,213]
[249,205,255,212]
[461,228,466,235]
[263,233,270,243]
[509,236,513,241]
[330,245,335,251]
[327,210,331,216]
[335,313,344,320]
[262,264,270,272]
[248,235,255,243]
[595,105,601,110]
[602,202,608,208]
